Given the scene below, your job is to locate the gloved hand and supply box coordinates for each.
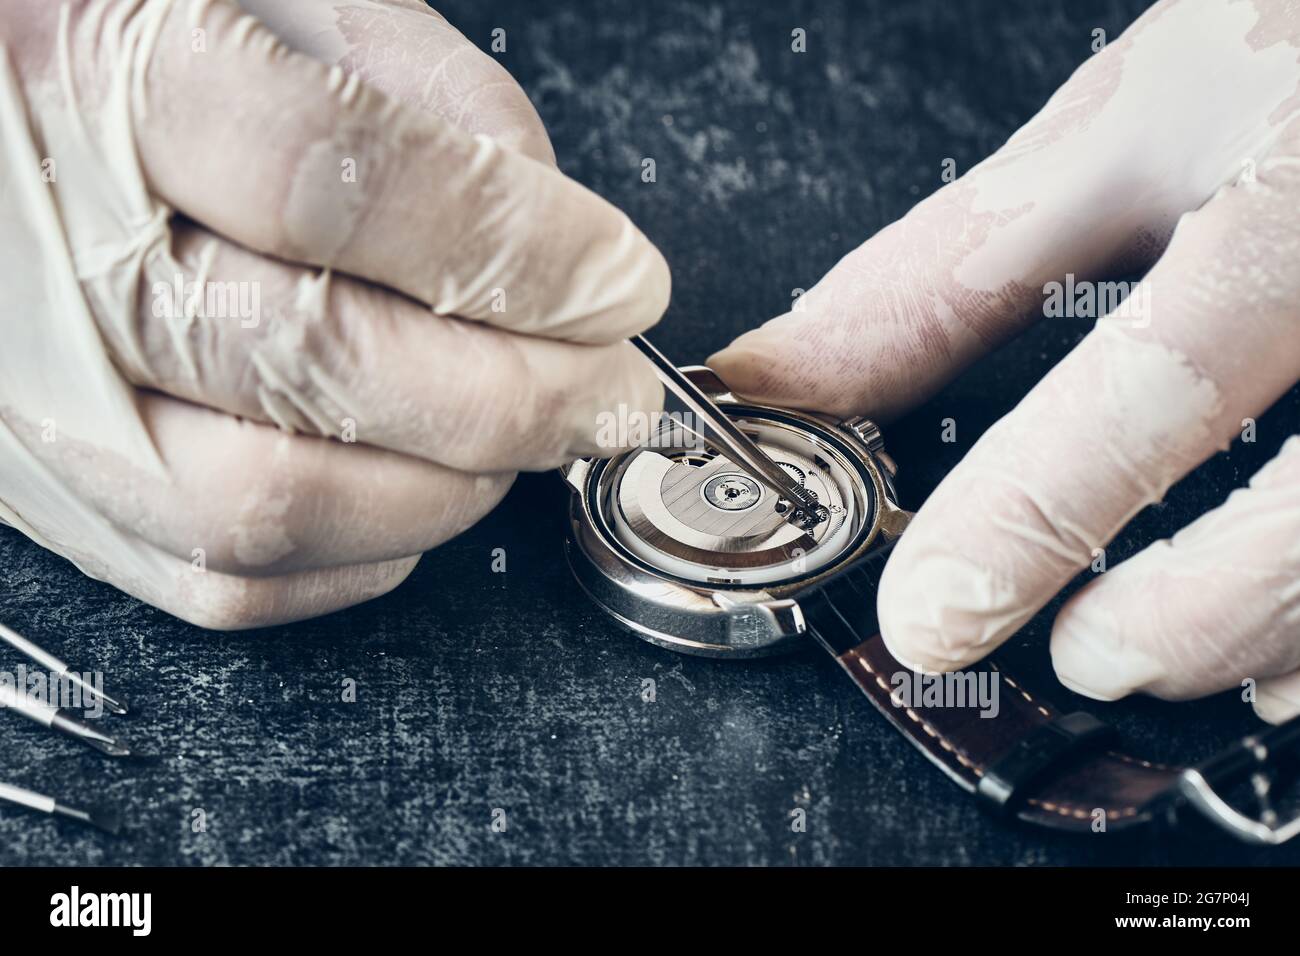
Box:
[710,0,1300,722]
[0,0,668,628]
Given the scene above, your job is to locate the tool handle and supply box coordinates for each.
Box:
[0,782,56,813]
[0,682,57,726]
[0,621,67,672]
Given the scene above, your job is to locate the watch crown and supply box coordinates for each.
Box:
[840,416,885,455]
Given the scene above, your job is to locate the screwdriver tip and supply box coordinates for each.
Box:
[53,802,123,835]
[84,736,132,758]
[89,738,131,759]
[50,710,132,757]
[60,672,129,715]
[89,807,123,835]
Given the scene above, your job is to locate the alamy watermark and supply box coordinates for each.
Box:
[152,273,261,328]
[890,669,1000,718]
[50,886,151,936]
[0,665,108,718]
[1043,273,1150,327]
[594,405,708,451]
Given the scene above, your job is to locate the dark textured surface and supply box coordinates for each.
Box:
[3,0,1298,866]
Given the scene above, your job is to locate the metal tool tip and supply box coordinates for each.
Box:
[61,672,129,715]
[54,802,123,835]
[85,736,132,758]
[89,807,123,835]
[51,711,132,757]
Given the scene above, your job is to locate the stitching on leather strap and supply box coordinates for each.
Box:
[989,664,1052,719]
[987,665,1172,807]
[1108,751,1178,772]
[991,666,1147,817]
[850,652,983,775]
[852,648,1151,821]
[1026,798,1139,820]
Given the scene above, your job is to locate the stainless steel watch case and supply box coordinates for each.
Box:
[563,366,912,658]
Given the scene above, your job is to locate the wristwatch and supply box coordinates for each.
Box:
[563,364,1300,844]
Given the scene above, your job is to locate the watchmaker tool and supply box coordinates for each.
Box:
[0,621,128,715]
[0,682,132,757]
[0,781,122,835]
[630,334,823,525]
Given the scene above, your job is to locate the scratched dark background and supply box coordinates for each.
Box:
[3,0,1298,866]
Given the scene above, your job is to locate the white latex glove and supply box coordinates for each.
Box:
[710,0,1300,722]
[0,0,668,628]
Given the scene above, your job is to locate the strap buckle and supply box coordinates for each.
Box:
[1179,714,1300,845]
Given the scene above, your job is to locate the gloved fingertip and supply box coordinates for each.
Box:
[593,221,671,342]
[569,347,666,458]
[641,239,673,326]
[878,626,962,676]
[707,341,800,408]
[522,200,671,344]
[708,312,792,359]
[876,548,1004,674]
[1253,674,1300,725]
[1049,596,1159,702]
[705,341,760,385]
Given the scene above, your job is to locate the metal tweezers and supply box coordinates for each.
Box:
[631,334,821,525]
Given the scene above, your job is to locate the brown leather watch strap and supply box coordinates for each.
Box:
[798,542,1183,833]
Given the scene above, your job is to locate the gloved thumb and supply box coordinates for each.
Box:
[707,2,1256,420]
